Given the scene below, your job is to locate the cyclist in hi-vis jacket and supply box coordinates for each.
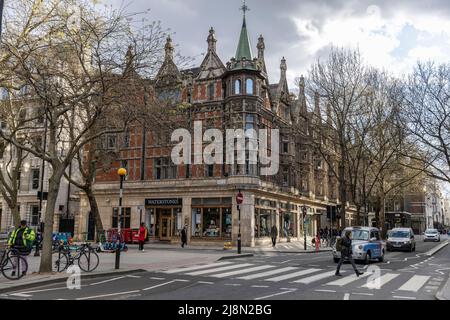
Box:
[8,220,35,276]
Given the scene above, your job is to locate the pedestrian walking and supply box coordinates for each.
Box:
[335,230,364,277]
[138,222,147,252]
[271,225,278,247]
[181,225,187,248]
[315,233,320,252]
[7,220,35,277]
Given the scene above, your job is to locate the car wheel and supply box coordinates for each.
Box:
[365,251,371,265]
[333,258,340,263]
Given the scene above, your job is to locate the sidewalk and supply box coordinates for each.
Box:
[0,246,250,293]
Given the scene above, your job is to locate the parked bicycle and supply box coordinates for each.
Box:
[0,247,28,280]
[52,243,99,273]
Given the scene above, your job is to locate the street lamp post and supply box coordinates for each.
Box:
[302,205,307,251]
[115,168,127,270]
[0,0,4,41]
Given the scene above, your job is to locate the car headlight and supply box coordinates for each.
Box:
[358,245,363,250]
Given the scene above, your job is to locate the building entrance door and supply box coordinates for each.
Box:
[160,216,172,241]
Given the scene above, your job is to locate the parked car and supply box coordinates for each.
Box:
[386,228,416,252]
[424,229,440,242]
[447,230,450,236]
[332,226,385,264]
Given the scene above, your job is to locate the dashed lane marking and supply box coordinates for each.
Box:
[315,289,336,293]
[77,290,140,300]
[150,277,166,280]
[254,290,295,300]
[393,296,416,300]
[143,279,189,291]
[197,281,214,285]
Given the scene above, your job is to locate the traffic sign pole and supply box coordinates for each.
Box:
[236,191,244,254]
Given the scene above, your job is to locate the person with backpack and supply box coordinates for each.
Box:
[138,222,148,252]
[7,220,36,277]
[335,230,364,277]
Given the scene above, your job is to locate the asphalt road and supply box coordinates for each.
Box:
[1,236,449,301]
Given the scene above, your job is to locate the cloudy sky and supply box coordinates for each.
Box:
[108,0,450,92]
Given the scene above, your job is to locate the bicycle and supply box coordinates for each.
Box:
[0,247,29,280]
[53,243,99,273]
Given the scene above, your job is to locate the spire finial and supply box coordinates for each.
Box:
[240,0,250,17]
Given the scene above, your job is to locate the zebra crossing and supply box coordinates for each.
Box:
[159,262,433,293]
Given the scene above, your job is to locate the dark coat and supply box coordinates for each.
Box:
[341,235,352,257]
[271,226,278,238]
[181,228,187,243]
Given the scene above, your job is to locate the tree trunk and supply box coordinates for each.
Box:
[10,203,21,228]
[338,162,347,228]
[38,168,64,273]
[379,193,387,239]
[85,185,104,241]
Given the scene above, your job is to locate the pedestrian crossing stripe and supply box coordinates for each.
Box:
[185,263,253,276]
[326,273,371,286]
[160,263,433,293]
[265,268,322,282]
[162,261,234,274]
[362,273,400,289]
[238,267,298,280]
[397,275,430,292]
[210,265,274,278]
[292,270,339,284]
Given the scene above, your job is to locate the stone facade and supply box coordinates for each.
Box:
[76,11,351,246]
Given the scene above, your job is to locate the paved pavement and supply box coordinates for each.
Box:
[0,236,448,300]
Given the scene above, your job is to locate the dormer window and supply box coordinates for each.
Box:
[246,78,254,95]
[234,79,241,94]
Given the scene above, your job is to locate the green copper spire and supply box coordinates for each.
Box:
[235,1,253,61]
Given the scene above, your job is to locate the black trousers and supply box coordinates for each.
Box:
[272,237,277,247]
[138,241,144,251]
[336,252,359,274]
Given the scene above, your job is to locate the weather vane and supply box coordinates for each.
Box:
[240,0,250,16]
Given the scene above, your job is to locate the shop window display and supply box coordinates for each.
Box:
[222,208,232,238]
[203,208,220,237]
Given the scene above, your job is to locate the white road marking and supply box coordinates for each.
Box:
[237,267,298,280]
[210,265,274,278]
[362,273,399,289]
[352,292,374,296]
[393,296,416,300]
[197,281,214,284]
[397,275,430,292]
[344,293,350,300]
[325,272,371,286]
[280,260,293,264]
[77,290,140,300]
[280,288,298,291]
[9,293,32,298]
[254,290,294,300]
[143,279,189,291]
[251,285,269,288]
[265,268,322,282]
[315,289,336,293]
[185,263,253,276]
[15,287,69,294]
[150,277,166,280]
[292,270,339,285]
[224,284,241,286]
[90,276,131,286]
[162,262,233,274]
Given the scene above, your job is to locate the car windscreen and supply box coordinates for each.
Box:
[390,231,410,238]
[425,230,438,234]
[351,230,369,241]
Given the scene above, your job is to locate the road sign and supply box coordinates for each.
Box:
[236,192,244,205]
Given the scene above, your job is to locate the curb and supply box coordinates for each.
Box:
[217,253,254,260]
[0,269,146,294]
[436,276,450,300]
[425,241,449,257]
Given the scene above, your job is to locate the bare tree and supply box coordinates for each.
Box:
[403,62,450,183]
[0,0,170,272]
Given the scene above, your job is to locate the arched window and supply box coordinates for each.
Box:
[208,83,215,100]
[234,79,241,94]
[246,78,254,95]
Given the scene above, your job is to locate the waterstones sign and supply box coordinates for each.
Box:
[145,198,182,206]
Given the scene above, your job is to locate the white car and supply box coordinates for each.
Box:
[424,229,440,242]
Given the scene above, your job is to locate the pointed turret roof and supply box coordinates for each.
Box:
[235,15,253,61]
[197,27,226,80]
[155,36,182,87]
